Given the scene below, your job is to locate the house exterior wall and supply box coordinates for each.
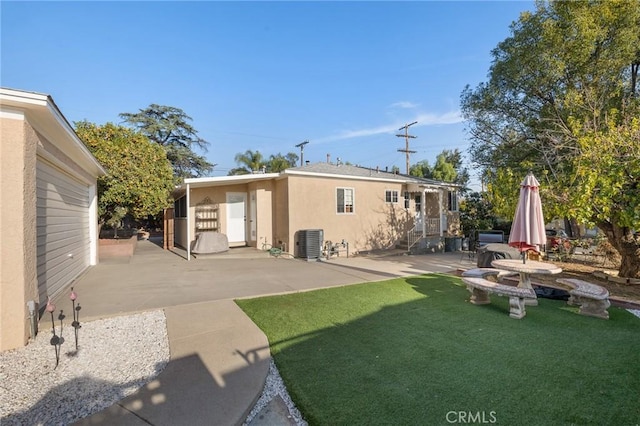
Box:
[0,115,38,351]
[1,90,103,352]
[188,185,237,246]
[248,180,275,249]
[284,174,414,254]
[273,178,289,251]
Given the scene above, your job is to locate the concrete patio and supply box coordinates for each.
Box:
[45,239,474,425]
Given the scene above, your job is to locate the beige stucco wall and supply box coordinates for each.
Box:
[284,175,415,254]
[273,178,289,251]
[0,116,38,351]
[248,180,274,249]
[1,107,101,351]
[178,174,460,257]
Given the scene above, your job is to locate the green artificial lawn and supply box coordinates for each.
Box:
[236,274,640,426]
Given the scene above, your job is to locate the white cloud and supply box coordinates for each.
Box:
[315,110,464,144]
[389,101,420,109]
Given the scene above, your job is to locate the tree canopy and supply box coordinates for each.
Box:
[119,104,213,178]
[229,150,299,175]
[461,0,640,277]
[409,149,470,191]
[75,121,174,227]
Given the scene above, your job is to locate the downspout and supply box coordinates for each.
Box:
[421,188,426,238]
[438,190,444,237]
[186,183,191,261]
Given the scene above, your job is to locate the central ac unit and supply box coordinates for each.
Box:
[296,229,323,261]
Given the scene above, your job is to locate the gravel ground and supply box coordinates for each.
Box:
[0,310,169,426]
[243,359,307,426]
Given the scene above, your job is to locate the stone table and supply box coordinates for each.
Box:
[491,259,562,306]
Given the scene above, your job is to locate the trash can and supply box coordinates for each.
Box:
[476,243,522,267]
[445,237,463,252]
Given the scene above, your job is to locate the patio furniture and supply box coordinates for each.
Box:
[462,277,537,319]
[476,243,522,268]
[557,278,610,319]
[461,268,518,282]
[491,259,562,306]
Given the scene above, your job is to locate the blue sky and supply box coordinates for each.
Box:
[2,1,534,188]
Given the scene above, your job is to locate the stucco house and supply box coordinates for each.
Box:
[172,162,461,260]
[0,88,105,351]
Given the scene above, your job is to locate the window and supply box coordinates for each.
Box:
[337,188,354,213]
[448,190,459,212]
[174,196,187,218]
[385,190,398,203]
[404,191,410,209]
[414,194,421,212]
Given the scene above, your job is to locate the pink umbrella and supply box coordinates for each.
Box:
[508,172,547,263]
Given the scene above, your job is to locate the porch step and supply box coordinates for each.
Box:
[396,239,409,250]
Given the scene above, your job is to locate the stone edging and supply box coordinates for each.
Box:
[592,271,640,285]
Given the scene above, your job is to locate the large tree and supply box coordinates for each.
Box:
[267,152,299,172]
[119,104,213,178]
[461,0,640,277]
[229,150,266,175]
[75,121,174,229]
[409,149,470,191]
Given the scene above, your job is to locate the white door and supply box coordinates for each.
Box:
[36,160,90,307]
[226,192,247,244]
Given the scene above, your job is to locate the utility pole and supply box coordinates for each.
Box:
[295,140,309,166]
[396,121,417,174]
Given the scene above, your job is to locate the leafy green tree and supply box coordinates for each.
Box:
[432,153,457,182]
[409,160,431,178]
[230,150,266,175]
[459,191,495,237]
[267,152,299,172]
[409,149,469,190]
[440,149,470,191]
[75,121,174,231]
[461,0,640,277]
[119,104,213,178]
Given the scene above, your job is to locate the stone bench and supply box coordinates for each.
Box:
[462,268,518,282]
[556,278,610,319]
[462,277,537,319]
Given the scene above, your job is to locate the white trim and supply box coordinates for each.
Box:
[183,173,279,188]
[385,189,399,204]
[336,187,355,214]
[88,183,98,265]
[285,169,412,184]
[0,107,25,120]
[186,183,191,261]
[0,88,105,177]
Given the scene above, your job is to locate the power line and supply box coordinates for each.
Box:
[396,121,417,174]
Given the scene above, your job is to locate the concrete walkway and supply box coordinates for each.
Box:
[54,240,474,425]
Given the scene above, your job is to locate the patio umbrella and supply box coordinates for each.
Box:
[508,172,547,263]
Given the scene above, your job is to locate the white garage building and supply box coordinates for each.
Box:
[0,88,105,351]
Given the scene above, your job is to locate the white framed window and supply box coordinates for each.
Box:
[414,194,421,212]
[337,187,354,213]
[448,190,459,212]
[404,191,410,209]
[385,190,399,203]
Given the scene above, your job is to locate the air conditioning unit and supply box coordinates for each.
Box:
[296,229,323,261]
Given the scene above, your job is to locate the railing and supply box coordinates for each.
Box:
[407,226,422,250]
[426,218,440,235]
[406,217,441,250]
